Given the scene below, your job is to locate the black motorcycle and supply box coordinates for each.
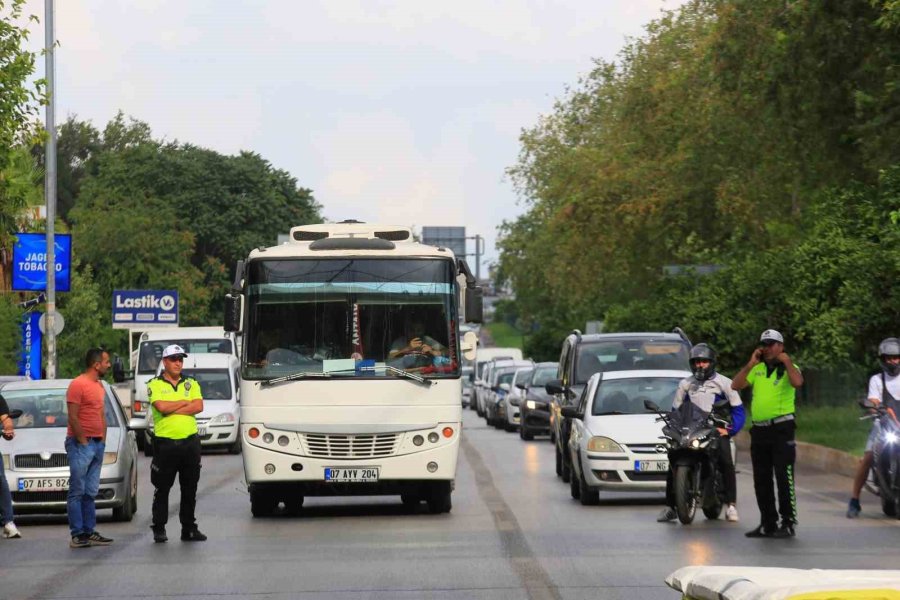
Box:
[860,398,900,518]
[646,400,729,524]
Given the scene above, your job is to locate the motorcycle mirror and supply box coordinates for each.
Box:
[644,399,661,412]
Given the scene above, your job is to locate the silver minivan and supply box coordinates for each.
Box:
[0,379,139,521]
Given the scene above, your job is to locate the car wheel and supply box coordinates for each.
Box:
[555,445,562,477]
[569,466,581,500]
[112,469,135,522]
[579,465,600,506]
[561,450,572,483]
[520,427,533,441]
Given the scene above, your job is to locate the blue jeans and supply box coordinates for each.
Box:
[0,451,14,526]
[66,437,104,537]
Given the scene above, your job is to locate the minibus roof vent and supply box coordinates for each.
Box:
[293,230,329,241]
[309,237,396,251]
[374,230,410,241]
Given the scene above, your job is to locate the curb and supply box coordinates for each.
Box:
[734,435,860,479]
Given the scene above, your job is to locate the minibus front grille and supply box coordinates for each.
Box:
[301,433,400,458]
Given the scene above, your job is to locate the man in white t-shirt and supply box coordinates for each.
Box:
[847,337,900,518]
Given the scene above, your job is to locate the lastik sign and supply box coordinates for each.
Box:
[112,290,178,329]
[12,233,72,292]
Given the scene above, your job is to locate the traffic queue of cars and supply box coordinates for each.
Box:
[465,330,693,505]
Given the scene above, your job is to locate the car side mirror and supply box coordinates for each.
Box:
[560,405,581,419]
[112,355,126,383]
[7,409,22,420]
[644,399,661,412]
[545,379,564,395]
[516,383,527,390]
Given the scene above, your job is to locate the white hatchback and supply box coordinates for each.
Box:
[563,369,690,505]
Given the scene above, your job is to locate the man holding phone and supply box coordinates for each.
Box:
[732,329,804,538]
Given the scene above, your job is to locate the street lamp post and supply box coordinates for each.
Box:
[44,0,57,378]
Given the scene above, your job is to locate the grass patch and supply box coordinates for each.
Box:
[484,321,523,350]
[795,403,871,456]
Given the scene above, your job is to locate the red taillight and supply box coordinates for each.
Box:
[248,427,260,439]
[442,427,454,438]
[133,401,142,413]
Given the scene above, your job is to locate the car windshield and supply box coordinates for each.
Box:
[244,258,459,380]
[591,377,682,415]
[4,387,119,429]
[497,372,515,386]
[183,369,233,400]
[138,338,232,374]
[574,339,689,384]
[531,366,557,387]
[515,369,533,385]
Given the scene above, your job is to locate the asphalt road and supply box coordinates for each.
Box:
[3,411,898,600]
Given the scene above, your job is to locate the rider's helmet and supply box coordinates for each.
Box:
[689,343,717,382]
[878,337,900,377]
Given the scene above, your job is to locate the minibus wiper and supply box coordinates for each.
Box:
[261,366,434,387]
[262,371,333,386]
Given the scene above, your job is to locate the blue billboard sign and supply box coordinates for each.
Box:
[18,312,42,379]
[112,290,178,329]
[11,233,72,292]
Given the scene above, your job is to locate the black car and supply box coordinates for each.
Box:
[546,330,691,484]
[518,362,558,440]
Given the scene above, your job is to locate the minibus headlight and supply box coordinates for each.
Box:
[262,432,274,444]
[428,432,439,443]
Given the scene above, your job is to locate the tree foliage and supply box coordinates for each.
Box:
[500,0,900,371]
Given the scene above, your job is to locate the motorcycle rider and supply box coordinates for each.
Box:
[658,343,746,523]
[847,337,900,518]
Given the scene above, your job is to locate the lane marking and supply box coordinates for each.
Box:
[461,432,562,600]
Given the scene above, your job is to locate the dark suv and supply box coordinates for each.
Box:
[546,330,691,484]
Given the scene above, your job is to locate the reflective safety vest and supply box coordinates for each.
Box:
[147,376,202,439]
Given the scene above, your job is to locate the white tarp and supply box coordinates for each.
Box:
[666,566,900,600]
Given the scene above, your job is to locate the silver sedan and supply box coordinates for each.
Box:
[0,379,139,521]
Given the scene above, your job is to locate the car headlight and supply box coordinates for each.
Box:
[526,400,536,410]
[587,436,624,453]
[210,413,236,425]
[102,452,118,465]
[2,454,9,469]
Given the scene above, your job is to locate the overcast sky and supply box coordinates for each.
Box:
[25,0,682,272]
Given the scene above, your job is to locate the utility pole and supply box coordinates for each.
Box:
[466,234,483,281]
[44,0,57,379]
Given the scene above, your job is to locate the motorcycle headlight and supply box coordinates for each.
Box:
[526,400,536,410]
[690,439,701,449]
[587,436,624,453]
[210,413,236,425]
[885,431,898,445]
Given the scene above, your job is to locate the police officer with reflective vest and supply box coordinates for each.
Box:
[732,329,804,538]
[148,344,207,543]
